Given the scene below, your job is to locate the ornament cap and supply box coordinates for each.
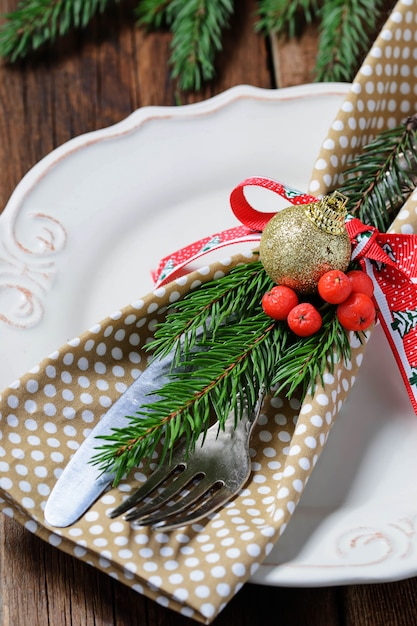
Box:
[305,190,348,235]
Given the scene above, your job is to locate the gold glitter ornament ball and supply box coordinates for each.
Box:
[259,192,351,294]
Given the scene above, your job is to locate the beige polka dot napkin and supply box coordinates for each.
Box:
[309,0,417,210]
[0,255,367,624]
[0,1,416,624]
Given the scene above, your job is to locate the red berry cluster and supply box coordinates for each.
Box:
[262,269,376,337]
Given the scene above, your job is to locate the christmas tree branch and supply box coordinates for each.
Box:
[92,111,417,480]
[271,309,353,398]
[256,0,319,39]
[164,0,234,91]
[149,259,272,362]
[93,311,284,482]
[0,0,116,61]
[0,0,395,91]
[338,114,417,232]
[315,0,385,82]
[135,0,171,29]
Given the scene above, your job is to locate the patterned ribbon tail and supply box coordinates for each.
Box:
[152,177,317,287]
[346,217,417,413]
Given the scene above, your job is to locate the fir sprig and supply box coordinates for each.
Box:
[0,0,116,61]
[338,114,417,232]
[0,0,395,91]
[150,259,273,361]
[93,261,352,480]
[95,311,284,483]
[271,309,352,398]
[315,0,385,83]
[165,0,234,92]
[135,0,171,29]
[95,263,289,483]
[256,0,388,83]
[138,0,234,91]
[92,115,417,479]
[256,0,319,39]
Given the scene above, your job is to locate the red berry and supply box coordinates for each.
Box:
[337,292,375,331]
[262,286,299,321]
[346,269,374,298]
[287,303,322,337]
[318,270,352,304]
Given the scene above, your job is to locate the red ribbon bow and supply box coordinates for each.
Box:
[154,177,417,414]
[345,216,417,412]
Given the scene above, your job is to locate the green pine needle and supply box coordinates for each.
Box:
[338,114,417,232]
[92,261,354,481]
[271,309,352,398]
[93,310,283,483]
[165,0,234,91]
[314,0,385,82]
[0,0,393,91]
[0,0,117,61]
[92,113,417,480]
[256,0,319,39]
[149,260,273,362]
[135,0,172,29]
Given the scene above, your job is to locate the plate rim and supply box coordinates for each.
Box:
[10,82,410,590]
[1,82,351,222]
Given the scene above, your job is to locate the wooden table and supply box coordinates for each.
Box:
[1,1,416,624]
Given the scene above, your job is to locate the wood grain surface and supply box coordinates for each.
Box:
[0,1,415,624]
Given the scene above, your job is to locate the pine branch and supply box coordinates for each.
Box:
[135,0,172,29]
[0,0,395,91]
[93,312,285,482]
[0,0,116,61]
[92,113,417,478]
[271,309,353,398]
[338,114,417,232]
[92,260,358,480]
[314,0,385,82]
[149,260,273,361]
[165,0,234,91]
[256,0,319,39]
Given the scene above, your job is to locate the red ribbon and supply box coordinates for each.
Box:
[154,176,417,414]
[346,216,417,413]
[153,178,315,286]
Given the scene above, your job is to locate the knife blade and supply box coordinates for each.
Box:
[44,348,177,527]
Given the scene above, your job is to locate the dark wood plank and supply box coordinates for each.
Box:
[0,1,415,626]
[0,0,271,210]
[0,2,273,625]
[271,24,319,88]
[342,579,417,626]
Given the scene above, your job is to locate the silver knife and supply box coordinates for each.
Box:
[44,348,177,527]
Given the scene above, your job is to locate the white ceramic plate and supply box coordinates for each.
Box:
[2,83,417,588]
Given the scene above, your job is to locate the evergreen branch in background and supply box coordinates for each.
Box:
[315,0,385,82]
[0,0,117,61]
[166,0,234,91]
[257,0,386,82]
[256,0,319,39]
[0,0,393,91]
[338,114,417,232]
[137,0,234,90]
[135,0,171,29]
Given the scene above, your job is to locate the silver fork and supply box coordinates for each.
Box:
[109,386,266,530]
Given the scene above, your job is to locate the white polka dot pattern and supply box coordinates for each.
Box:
[2,3,415,621]
[0,253,367,624]
[310,0,417,198]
